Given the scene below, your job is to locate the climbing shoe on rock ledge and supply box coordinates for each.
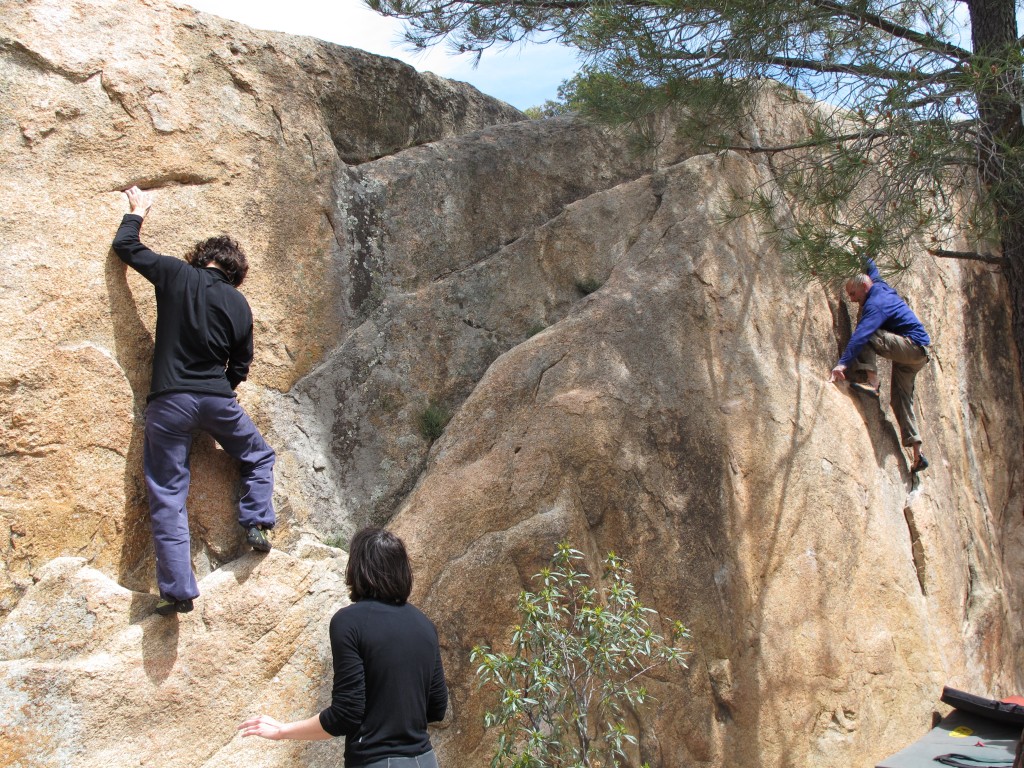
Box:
[155,598,194,616]
[912,455,929,474]
[850,381,880,398]
[247,525,272,552]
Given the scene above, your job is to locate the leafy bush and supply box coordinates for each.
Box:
[323,533,347,550]
[523,101,573,119]
[417,402,451,442]
[472,543,690,768]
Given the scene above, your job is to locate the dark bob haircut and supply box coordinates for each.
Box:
[185,235,249,287]
[346,527,413,605]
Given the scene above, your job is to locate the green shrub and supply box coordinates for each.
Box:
[472,543,690,768]
[526,322,548,338]
[418,402,450,442]
[523,99,573,119]
[323,533,347,550]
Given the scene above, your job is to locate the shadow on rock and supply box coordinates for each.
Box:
[105,249,156,593]
[218,550,265,585]
[137,593,181,684]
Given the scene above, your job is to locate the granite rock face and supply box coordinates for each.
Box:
[0,0,522,603]
[388,150,1024,766]
[2,0,1023,767]
[0,551,350,768]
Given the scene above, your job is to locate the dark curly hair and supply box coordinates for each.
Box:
[185,235,249,287]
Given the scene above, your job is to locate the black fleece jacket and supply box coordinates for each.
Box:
[319,600,448,766]
[112,214,253,401]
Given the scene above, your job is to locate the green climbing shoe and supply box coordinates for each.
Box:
[155,598,194,616]
[246,526,272,552]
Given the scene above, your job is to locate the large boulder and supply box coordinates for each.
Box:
[1,0,1022,766]
[388,149,1024,765]
[0,550,349,768]
[0,0,523,602]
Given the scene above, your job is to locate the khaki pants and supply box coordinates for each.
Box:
[853,330,929,446]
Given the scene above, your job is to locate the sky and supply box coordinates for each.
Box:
[181,0,582,110]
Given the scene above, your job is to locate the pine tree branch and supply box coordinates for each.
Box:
[758,52,919,80]
[928,247,1008,265]
[903,86,971,111]
[383,0,973,66]
[705,128,891,154]
[808,0,972,61]
[663,49,917,81]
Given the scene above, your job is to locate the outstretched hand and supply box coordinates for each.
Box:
[829,365,847,383]
[238,714,285,740]
[124,186,153,218]
[237,712,332,742]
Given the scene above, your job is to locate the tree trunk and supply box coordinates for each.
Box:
[968,0,1024,384]
[1001,223,1024,383]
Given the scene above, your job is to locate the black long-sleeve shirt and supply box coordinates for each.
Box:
[112,214,253,401]
[319,600,448,766]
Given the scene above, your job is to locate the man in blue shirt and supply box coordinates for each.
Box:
[829,259,931,473]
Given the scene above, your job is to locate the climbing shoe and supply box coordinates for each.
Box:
[246,525,272,552]
[850,381,880,398]
[912,455,929,474]
[155,598,194,616]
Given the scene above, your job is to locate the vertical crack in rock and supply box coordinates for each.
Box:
[377,459,433,527]
[826,285,853,359]
[965,557,979,622]
[903,501,927,595]
[303,132,317,169]
[270,104,284,139]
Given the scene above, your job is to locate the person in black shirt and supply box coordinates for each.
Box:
[113,186,276,616]
[238,527,448,768]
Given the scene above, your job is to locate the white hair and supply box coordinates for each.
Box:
[847,273,872,290]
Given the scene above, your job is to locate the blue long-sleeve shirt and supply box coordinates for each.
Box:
[837,259,930,368]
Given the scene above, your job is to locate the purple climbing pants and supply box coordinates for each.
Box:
[143,392,276,601]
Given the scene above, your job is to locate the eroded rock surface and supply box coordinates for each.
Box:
[1,0,1022,766]
[0,0,522,602]
[388,150,1024,765]
[0,551,348,768]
